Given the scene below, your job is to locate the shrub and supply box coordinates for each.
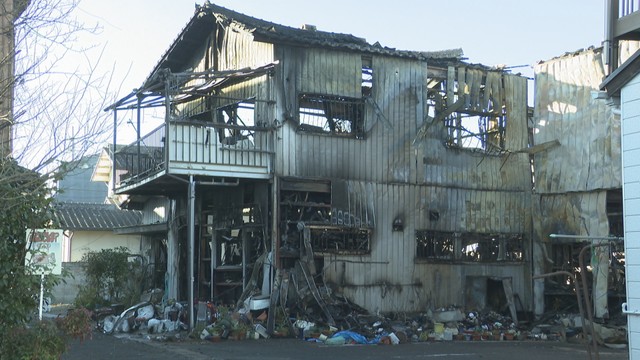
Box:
[0,307,93,360]
[55,307,93,342]
[75,247,146,309]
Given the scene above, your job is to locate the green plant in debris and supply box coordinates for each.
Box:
[75,247,146,309]
[55,307,93,342]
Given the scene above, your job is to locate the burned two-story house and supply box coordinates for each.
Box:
[102,2,533,322]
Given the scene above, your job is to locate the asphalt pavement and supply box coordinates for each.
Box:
[61,331,629,360]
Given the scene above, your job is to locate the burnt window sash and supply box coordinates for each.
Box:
[297,93,365,139]
[216,99,255,145]
[416,230,524,263]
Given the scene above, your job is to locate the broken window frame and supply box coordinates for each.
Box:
[216,98,256,145]
[427,70,509,154]
[309,226,371,255]
[460,233,524,262]
[443,109,507,152]
[297,93,365,139]
[416,230,455,260]
[415,230,524,263]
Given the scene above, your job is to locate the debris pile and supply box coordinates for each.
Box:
[92,280,627,349]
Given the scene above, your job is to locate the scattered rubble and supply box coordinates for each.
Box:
[90,288,627,350]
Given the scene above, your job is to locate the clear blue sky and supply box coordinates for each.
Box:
[75,0,605,94]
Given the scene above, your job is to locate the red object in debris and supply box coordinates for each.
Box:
[256,311,267,321]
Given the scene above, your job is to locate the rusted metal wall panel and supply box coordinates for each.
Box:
[179,25,275,121]
[217,24,274,71]
[530,46,640,316]
[421,70,531,191]
[532,191,610,241]
[533,48,620,193]
[269,45,532,312]
[297,48,360,98]
[273,46,299,176]
[282,55,424,183]
[322,182,531,312]
[412,186,531,233]
[141,197,168,225]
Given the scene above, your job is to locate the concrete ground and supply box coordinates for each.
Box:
[61,331,629,360]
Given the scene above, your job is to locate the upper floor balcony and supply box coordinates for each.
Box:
[606,0,640,71]
[105,64,277,195]
[113,120,273,194]
[608,0,640,40]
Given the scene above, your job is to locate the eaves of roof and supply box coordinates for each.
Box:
[53,202,142,231]
[142,2,466,88]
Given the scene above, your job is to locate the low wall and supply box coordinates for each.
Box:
[50,262,86,304]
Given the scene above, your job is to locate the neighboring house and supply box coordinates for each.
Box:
[601,2,640,358]
[50,202,143,304]
[52,202,142,262]
[56,154,108,203]
[101,2,533,319]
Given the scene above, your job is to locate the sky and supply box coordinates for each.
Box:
[69,0,606,142]
[74,0,606,92]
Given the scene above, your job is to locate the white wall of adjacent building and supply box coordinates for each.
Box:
[63,230,141,262]
[621,71,640,359]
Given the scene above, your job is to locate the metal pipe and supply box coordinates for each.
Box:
[136,96,142,177]
[533,271,592,360]
[622,302,640,315]
[188,175,195,329]
[112,110,117,191]
[164,70,171,172]
[579,243,609,360]
[549,234,623,241]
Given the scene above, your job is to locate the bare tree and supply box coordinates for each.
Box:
[0,0,117,330]
[5,0,115,179]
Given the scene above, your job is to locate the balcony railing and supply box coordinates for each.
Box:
[114,120,273,189]
[608,0,640,39]
[618,0,640,17]
[606,0,640,72]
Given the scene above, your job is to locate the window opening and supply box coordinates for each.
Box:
[310,227,370,254]
[461,233,523,262]
[216,99,255,145]
[427,69,509,153]
[444,108,506,151]
[298,93,365,139]
[362,56,373,97]
[416,230,454,260]
[416,230,524,262]
[607,189,623,237]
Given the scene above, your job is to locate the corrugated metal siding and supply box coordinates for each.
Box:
[533,49,621,193]
[141,197,168,225]
[270,46,532,312]
[532,191,609,239]
[217,24,274,71]
[284,55,425,183]
[322,181,531,312]
[622,72,640,357]
[297,48,360,98]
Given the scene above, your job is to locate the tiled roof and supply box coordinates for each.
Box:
[53,202,142,231]
[205,2,463,62]
[145,2,465,85]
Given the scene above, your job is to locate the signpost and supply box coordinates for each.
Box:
[25,229,63,320]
